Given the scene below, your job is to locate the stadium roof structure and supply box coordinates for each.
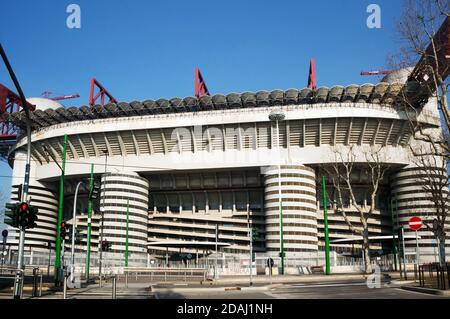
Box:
[2,82,427,132]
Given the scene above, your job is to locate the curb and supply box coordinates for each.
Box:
[389,280,416,286]
[152,285,270,294]
[401,285,450,296]
[207,276,370,285]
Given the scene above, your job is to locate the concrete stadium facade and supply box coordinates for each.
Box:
[4,73,450,265]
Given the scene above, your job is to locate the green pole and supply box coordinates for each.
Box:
[280,202,284,275]
[54,134,68,285]
[322,176,331,275]
[85,163,94,281]
[125,199,129,267]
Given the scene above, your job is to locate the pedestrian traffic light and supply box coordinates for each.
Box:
[60,221,67,239]
[89,182,100,200]
[4,203,19,228]
[27,205,39,229]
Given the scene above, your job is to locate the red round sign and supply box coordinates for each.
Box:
[408,216,423,231]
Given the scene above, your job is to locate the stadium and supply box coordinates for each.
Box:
[2,61,449,273]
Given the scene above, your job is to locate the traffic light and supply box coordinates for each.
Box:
[4,203,19,228]
[75,228,83,244]
[65,226,83,244]
[18,202,29,228]
[101,240,112,251]
[60,221,67,239]
[251,227,259,241]
[89,182,100,200]
[27,205,39,229]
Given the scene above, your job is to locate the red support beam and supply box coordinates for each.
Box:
[89,78,117,107]
[0,84,35,140]
[194,67,210,98]
[307,58,317,90]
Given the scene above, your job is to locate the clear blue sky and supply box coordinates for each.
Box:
[0,0,407,227]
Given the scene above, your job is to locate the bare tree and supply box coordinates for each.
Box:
[319,145,390,274]
[391,0,450,265]
[410,143,449,265]
[391,0,450,156]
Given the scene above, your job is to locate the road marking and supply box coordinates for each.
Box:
[394,288,441,298]
[287,282,368,289]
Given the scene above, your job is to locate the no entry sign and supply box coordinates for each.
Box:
[408,216,423,231]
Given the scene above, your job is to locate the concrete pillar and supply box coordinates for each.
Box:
[100,171,149,262]
[262,165,318,259]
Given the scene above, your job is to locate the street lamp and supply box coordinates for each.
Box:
[98,150,108,284]
[268,111,286,275]
[69,180,85,284]
[1,44,33,298]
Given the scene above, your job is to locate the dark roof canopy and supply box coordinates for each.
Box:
[2,82,426,132]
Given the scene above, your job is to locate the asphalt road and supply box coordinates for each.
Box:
[1,278,448,299]
[154,280,448,299]
[264,280,445,299]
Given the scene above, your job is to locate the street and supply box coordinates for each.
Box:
[154,280,447,299]
[1,273,449,300]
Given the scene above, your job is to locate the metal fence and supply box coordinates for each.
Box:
[418,263,450,290]
[122,267,208,283]
[3,248,444,277]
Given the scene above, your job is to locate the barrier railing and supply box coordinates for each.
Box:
[122,267,208,283]
[0,267,43,299]
[418,263,450,290]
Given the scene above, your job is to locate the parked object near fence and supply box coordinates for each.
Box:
[418,263,450,290]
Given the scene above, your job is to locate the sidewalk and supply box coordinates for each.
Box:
[202,272,401,285]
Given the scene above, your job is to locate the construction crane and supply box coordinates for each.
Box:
[360,70,392,76]
[41,91,80,101]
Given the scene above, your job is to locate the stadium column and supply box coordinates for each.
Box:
[391,162,449,263]
[99,171,149,266]
[262,165,318,271]
[9,150,58,256]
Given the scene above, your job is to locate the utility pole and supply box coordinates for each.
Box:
[45,241,51,276]
[401,226,407,280]
[321,176,331,275]
[70,181,83,283]
[249,225,253,286]
[389,198,398,271]
[85,164,94,281]
[269,111,286,275]
[98,150,108,282]
[214,223,218,279]
[125,199,129,268]
[415,230,420,267]
[0,44,33,299]
[54,134,68,285]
